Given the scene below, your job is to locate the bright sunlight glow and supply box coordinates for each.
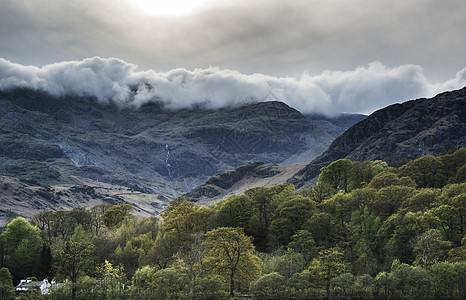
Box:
[129,0,208,17]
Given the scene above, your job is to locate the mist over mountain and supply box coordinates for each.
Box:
[1,57,465,116]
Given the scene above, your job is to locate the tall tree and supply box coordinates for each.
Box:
[1,217,43,281]
[202,227,261,297]
[53,225,95,299]
[318,159,353,193]
[0,267,13,300]
[308,248,345,298]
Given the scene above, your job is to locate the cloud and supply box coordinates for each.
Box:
[0,57,465,116]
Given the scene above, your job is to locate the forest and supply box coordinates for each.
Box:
[0,148,464,299]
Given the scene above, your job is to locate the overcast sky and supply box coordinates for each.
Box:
[0,0,465,115]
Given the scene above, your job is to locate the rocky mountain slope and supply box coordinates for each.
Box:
[183,161,308,204]
[0,88,363,221]
[184,87,466,201]
[289,86,466,187]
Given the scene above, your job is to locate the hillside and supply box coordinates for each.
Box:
[0,88,363,220]
[289,86,466,187]
[187,87,466,201]
[183,161,308,204]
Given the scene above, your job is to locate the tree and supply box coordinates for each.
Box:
[288,230,316,263]
[38,244,53,280]
[300,181,336,204]
[147,233,179,270]
[270,195,316,245]
[250,272,286,299]
[98,260,127,300]
[102,204,133,228]
[50,210,77,240]
[246,185,291,252]
[114,240,144,278]
[367,172,415,189]
[131,265,156,299]
[370,186,415,220]
[151,268,189,299]
[193,275,228,299]
[53,225,95,299]
[308,248,345,298]
[202,227,261,297]
[262,249,306,279]
[0,267,13,300]
[399,155,447,188]
[214,194,253,230]
[329,273,355,300]
[318,159,353,193]
[175,233,205,296]
[413,229,451,266]
[161,198,211,241]
[1,217,43,281]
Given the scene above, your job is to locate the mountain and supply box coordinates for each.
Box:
[289,86,466,187]
[0,88,363,222]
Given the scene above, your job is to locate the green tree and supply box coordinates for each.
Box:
[203,227,261,297]
[370,185,415,220]
[246,185,292,252]
[114,240,144,278]
[250,272,286,299]
[270,195,316,245]
[318,159,353,193]
[399,155,447,188]
[53,225,95,299]
[151,268,189,299]
[147,233,179,269]
[50,210,77,240]
[98,260,127,300]
[262,249,306,279]
[300,182,336,204]
[1,217,43,281]
[175,233,205,296]
[367,172,415,189]
[329,273,355,300]
[102,204,133,228]
[161,198,211,241]
[0,267,13,300]
[303,212,334,247]
[308,248,345,298]
[288,230,316,263]
[214,194,253,229]
[131,265,156,299]
[193,274,228,299]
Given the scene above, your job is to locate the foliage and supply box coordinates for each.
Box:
[1,217,43,281]
[4,149,465,299]
[52,225,95,299]
[0,267,13,300]
[203,227,261,297]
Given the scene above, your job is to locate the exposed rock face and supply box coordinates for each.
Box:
[0,89,361,202]
[289,87,466,187]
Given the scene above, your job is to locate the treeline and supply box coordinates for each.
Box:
[0,148,464,299]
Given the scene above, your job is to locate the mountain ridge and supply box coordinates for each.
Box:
[0,88,364,221]
[289,86,466,187]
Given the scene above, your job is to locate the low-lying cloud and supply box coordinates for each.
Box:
[0,57,465,116]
